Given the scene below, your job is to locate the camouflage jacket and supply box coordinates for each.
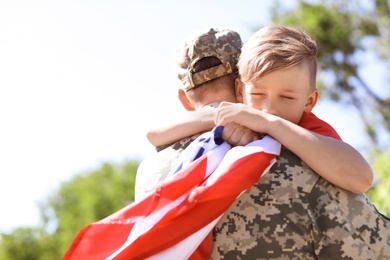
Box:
[135,141,390,259]
[134,136,196,201]
[211,147,390,259]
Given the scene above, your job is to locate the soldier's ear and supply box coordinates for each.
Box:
[178,89,196,111]
[235,78,244,103]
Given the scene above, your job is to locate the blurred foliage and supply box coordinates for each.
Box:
[367,152,390,216]
[0,160,138,260]
[270,0,390,151]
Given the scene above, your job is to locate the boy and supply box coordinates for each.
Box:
[146,27,372,194]
[210,24,390,259]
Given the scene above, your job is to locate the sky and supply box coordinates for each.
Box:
[0,0,374,232]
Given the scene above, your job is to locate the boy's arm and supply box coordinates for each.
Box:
[147,107,216,147]
[216,103,373,194]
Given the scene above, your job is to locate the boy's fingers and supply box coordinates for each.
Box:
[214,105,232,125]
[222,123,258,146]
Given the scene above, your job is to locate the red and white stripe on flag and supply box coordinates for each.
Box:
[63,127,281,260]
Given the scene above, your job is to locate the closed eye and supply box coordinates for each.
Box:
[250,92,266,96]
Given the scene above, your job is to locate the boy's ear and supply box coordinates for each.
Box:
[304,89,319,112]
[235,78,244,103]
[178,89,195,111]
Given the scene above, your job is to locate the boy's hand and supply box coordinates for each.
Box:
[214,101,244,126]
[215,101,273,136]
[215,101,260,128]
[221,122,259,146]
[214,102,259,146]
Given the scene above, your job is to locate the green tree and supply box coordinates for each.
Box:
[0,227,60,260]
[0,159,139,259]
[367,152,390,216]
[270,0,390,151]
[0,228,41,260]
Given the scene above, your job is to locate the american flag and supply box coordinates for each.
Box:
[63,126,281,260]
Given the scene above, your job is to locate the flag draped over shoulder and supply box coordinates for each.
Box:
[63,126,281,260]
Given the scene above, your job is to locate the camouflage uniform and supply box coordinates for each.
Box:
[136,142,390,259]
[174,27,242,91]
[211,147,390,259]
[134,136,197,201]
[135,27,390,259]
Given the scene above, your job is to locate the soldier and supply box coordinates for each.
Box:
[135,26,388,259]
[135,27,245,201]
[140,27,372,197]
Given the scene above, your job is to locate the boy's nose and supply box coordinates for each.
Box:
[261,102,278,116]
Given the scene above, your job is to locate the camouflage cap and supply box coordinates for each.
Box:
[174,27,242,91]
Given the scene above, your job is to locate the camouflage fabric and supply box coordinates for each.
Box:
[211,147,390,259]
[135,137,390,259]
[174,27,242,91]
[134,135,198,201]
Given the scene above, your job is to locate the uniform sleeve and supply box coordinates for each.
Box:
[298,112,342,140]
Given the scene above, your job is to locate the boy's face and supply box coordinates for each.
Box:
[237,64,318,125]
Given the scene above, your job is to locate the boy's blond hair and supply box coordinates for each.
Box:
[238,25,318,89]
